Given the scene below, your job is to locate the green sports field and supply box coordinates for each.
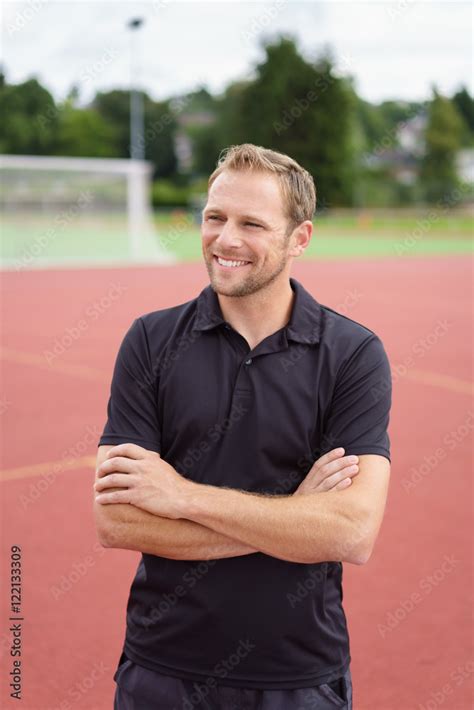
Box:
[1,210,472,268]
[157,212,473,262]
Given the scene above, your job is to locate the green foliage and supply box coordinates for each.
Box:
[0,78,57,154]
[92,89,177,177]
[151,179,192,207]
[92,90,131,156]
[144,99,178,178]
[452,86,474,144]
[420,89,464,203]
[211,37,357,206]
[2,49,472,209]
[55,102,119,157]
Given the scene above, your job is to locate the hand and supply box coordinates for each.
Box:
[294,448,359,496]
[94,443,193,519]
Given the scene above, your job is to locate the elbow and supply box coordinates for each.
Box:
[96,519,129,549]
[343,512,378,565]
[95,520,115,549]
[97,526,113,549]
[350,544,373,565]
[349,523,378,565]
[93,505,125,549]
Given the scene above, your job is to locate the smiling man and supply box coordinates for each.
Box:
[94,144,392,710]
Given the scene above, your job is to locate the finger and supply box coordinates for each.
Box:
[97,456,135,478]
[95,489,132,505]
[320,456,359,478]
[105,443,148,460]
[322,465,359,491]
[94,473,134,492]
[312,448,345,470]
[334,478,352,491]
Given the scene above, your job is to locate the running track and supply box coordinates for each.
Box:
[1,255,472,709]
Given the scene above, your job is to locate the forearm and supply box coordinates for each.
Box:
[94,495,258,560]
[183,484,370,564]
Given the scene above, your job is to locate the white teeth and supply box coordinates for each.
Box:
[216,257,250,268]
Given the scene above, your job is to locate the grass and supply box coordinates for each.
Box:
[153,211,474,262]
[1,210,472,268]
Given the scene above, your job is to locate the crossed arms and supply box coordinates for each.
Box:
[93,444,390,565]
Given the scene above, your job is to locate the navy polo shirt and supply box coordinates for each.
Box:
[98,276,392,690]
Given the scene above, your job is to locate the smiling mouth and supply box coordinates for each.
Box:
[213,255,252,269]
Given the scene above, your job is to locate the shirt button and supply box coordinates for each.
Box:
[244,358,252,366]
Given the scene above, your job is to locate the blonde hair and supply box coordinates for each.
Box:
[208,143,316,232]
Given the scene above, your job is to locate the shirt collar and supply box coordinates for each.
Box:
[193,277,322,345]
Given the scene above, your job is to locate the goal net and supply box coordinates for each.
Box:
[0,155,176,269]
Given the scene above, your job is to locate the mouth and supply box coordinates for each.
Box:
[213,255,252,270]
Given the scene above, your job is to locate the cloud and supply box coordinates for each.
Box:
[1,1,472,104]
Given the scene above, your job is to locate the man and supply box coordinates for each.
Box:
[94,144,392,709]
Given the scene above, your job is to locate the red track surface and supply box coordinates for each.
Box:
[1,256,472,709]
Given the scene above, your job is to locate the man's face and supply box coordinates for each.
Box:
[201,169,295,297]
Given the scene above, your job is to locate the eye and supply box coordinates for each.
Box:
[207,215,222,221]
[244,222,263,229]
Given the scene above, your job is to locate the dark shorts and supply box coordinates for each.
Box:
[113,653,353,710]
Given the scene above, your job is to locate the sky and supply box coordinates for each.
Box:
[1,0,473,105]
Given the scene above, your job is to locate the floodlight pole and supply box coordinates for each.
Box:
[127,17,145,161]
[126,17,145,261]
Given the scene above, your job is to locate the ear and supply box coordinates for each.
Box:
[288,220,313,258]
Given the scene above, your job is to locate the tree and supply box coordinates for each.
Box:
[55,102,120,157]
[93,89,177,177]
[420,89,464,203]
[213,37,356,206]
[143,98,178,178]
[0,77,57,154]
[452,86,474,143]
[92,90,132,157]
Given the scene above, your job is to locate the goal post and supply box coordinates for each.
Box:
[0,154,177,269]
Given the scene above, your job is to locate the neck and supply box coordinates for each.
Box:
[217,275,295,350]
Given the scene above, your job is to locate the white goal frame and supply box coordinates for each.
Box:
[0,154,176,267]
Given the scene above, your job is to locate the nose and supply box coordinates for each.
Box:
[214,221,243,250]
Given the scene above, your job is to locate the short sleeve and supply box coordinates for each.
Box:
[321,334,392,462]
[98,317,161,453]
